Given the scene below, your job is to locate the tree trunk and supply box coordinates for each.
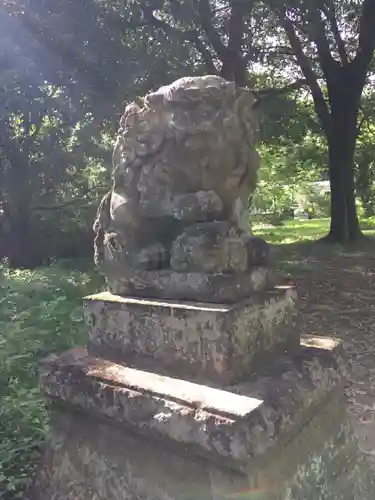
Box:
[325,100,363,243]
[6,164,37,268]
[220,57,247,87]
[7,204,37,268]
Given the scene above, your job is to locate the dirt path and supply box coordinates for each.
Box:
[276,241,375,467]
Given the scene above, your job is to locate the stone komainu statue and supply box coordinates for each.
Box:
[93,75,269,302]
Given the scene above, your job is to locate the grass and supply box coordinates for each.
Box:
[254,217,375,244]
[2,217,375,498]
[0,262,102,499]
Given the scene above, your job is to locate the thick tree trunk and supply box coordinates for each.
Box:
[7,205,37,268]
[325,101,363,243]
[7,165,37,268]
[220,57,247,87]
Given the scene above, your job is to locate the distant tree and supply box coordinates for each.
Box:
[266,0,375,242]
[355,88,375,217]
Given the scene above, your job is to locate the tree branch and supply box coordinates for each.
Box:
[224,0,249,84]
[144,10,218,74]
[190,34,219,74]
[279,14,330,133]
[193,0,229,62]
[356,103,373,136]
[357,114,367,136]
[354,0,375,75]
[227,0,247,57]
[305,5,339,84]
[321,1,349,66]
[32,185,107,211]
[253,78,307,101]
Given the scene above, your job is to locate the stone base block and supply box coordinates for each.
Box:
[84,285,298,384]
[105,266,274,303]
[30,336,375,499]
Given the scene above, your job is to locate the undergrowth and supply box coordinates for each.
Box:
[0,262,102,499]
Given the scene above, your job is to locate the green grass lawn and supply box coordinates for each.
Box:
[254,217,375,244]
[1,217,375,498]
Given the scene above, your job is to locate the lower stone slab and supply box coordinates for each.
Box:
[84,285,298,384]
[250,396,375,500]
[30,382,375,499]
[29,408,246,500]
[39,335,347,468]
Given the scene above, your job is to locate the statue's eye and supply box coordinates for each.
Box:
[105,234,120,251]
[110,237,118,250]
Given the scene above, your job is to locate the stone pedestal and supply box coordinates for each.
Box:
[31,292,375,500]
[31,336,374,500]
[27,260,375,500]
[31,286,375,500]
[83,285,297,384]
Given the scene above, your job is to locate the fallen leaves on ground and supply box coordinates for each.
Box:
[275,240,375,465]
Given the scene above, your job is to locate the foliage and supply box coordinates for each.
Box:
[253,140,326,211]
[253,97,328,219]
[355,90,375,217]
[258,89,375,223]
[0,0,198,268]
[0,5,112,267]
[0,262,102,498]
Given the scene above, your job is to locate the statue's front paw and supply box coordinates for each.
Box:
[170,221,248,273]
[133,243,169,270]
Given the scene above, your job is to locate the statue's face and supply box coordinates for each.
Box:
[136,81,254,148]
[118,77,259,204]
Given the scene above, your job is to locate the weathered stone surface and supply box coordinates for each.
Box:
[170,190,223,222]
[93,75,264,298]
[31,334,375,500]
[84,285,298,383]
[29,409,215,500]
[247,235,270,266]
[105,265,274,303]
[170,221,248,273]
[28,403,375,500]
[31,327,375,500]
[40,335,346,469]
[248,395,375,500]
